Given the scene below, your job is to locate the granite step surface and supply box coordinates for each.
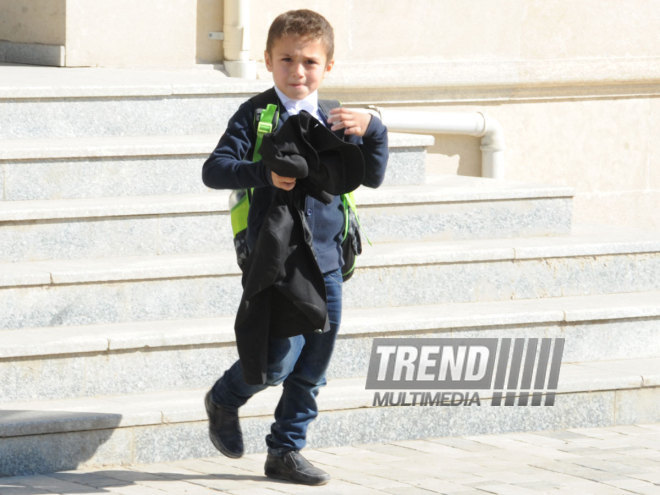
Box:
[0,133,431,201]
[1,291,659,402]
[0,93,251,139]
[0,176,572,262]
[1,228,658,330]
[0,356,658,476]
[0,64,268,101]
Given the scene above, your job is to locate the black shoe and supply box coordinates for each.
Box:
[264,451,330,486]
[204,390,244,458]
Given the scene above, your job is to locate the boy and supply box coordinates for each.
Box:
[202,9,388,486]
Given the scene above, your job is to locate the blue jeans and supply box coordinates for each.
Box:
[211,268,343,455]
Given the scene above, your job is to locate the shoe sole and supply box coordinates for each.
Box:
[208,430,244,459]
[265,469,330,486]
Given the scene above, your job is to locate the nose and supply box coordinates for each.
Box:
[293,63,305,77]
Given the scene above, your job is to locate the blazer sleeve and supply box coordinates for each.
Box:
[202,100,273,190]
[355,115,389,189]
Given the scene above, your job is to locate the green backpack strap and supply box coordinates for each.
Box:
[230,102,279,237]
[341,191,357,239]
[340,191,368,281]
[252,103,279,162]
[229,101,279,268]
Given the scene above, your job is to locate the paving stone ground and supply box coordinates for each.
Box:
[2,424,660,494]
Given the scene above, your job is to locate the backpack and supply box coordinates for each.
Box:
[229,89,364,281]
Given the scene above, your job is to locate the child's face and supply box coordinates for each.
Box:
[265,34,334,101]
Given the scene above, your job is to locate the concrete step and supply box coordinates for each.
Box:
[0,133,430,201]
[0,176,572,262]
[0,90,255,140]
[0,194,229,263]
[0,65,267,100]
[1,291,659,402]
[0,66,271,138]
[1,356,658,476]
[350,227,660,309]
[1,229,659,330]
[357,175,573,242]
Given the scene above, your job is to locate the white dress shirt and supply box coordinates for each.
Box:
[273,86,324,123]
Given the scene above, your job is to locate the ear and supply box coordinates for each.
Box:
[325,58,335,73]
[264,51,273,72]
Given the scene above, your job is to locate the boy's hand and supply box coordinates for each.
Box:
[328,108,372,137]
[271,171,297,191]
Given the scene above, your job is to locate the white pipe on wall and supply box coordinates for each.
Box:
[374,108,506,179]
[223,0,256,78]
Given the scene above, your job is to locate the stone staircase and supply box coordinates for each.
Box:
[1,65,659,477]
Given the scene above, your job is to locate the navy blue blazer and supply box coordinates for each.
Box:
[202,88,389,274]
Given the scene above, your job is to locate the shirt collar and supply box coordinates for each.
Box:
[273,86,319,117]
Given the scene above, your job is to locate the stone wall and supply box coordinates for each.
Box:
[0,0,223,67]
[0,0,65,45]
[249,0,660,64]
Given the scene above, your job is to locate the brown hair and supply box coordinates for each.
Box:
[266,9,334,61]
